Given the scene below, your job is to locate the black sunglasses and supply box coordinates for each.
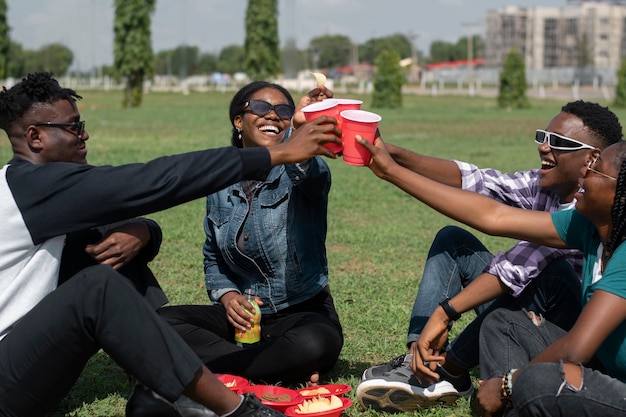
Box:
[34,121,86,138]
[244,100,295,120]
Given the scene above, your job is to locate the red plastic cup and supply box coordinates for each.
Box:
[326,98,363,132]
[340,109,382,166]
[302,99,342,154]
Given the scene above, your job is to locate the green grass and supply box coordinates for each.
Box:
[2,91,624,417]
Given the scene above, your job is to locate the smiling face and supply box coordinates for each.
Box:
[233,87,292,149]
[538,111,603,203]
[24,98,90,164]
[574,143,623,225]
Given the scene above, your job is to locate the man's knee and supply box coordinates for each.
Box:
[433,225,473,244]
[64,264,132,295]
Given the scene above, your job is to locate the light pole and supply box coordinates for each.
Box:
[406,31,419,83]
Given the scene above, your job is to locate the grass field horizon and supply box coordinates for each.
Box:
[2,90,623,417]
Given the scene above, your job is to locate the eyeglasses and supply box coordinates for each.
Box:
[34,121,86,138]
[244,100,295,120]
[535,129,596,151]
[585,157,617,181]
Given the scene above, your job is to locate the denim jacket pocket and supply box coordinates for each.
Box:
[206,206,232,228]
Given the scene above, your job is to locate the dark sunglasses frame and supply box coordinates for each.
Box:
[244,100,295,120]
[534,129,595,151]
[34,121,86,138]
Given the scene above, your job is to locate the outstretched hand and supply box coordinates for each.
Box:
[355,131,399,178]
[270,116,341,165]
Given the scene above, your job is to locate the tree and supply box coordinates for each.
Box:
[217,45,245,75]
[497,48,530,109]
[38,43,73,76]
[7,40,23,78]
[614,58,626,108]
[113,0,156,108]
[372,49,404,109]
[428,35,484,63]
[360,34,412,65]
[155,45,199,77]
[308,35,352,69]
[197,52,218,75]
[244,0,280,80]
[0,0,9,79]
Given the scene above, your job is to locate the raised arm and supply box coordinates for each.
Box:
[358,135,567,248]
[385,143,463,187]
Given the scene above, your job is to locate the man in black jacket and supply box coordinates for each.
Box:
[0,72,340,417]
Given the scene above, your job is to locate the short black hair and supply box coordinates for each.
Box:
[561,100,623,148]
[228,81,294,147]
[0,72,82,133]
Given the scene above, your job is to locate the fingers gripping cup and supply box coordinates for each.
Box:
[340,109,382,166]
[302,99,342,154]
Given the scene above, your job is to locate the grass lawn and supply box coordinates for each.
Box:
[2,90,623,417]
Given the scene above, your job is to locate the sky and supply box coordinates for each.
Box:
[8,0,568,72]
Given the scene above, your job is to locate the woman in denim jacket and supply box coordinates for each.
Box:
[159,81,343,385]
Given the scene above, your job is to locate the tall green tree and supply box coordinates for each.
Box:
[614,58,626,108]
[244,0,280,80]
[497,48,530,109]
[0,0,9,79]
[372,49,404,109]
[113,0,155,108]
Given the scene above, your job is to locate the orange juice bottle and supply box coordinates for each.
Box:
[234,289,261,345]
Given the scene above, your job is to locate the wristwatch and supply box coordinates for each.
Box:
[439,297,461,321]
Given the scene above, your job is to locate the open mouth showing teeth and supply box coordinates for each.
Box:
[259,125,280,134]
[541,160,555,169]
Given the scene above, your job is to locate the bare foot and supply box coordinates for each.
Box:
[307,372,319,386]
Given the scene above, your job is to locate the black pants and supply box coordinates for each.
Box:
[0,265,202,417]
[159,288,344,384]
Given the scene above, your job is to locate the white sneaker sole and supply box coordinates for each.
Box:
[356,379,473,413]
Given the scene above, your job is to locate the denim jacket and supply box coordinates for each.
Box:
[203,156,331,313]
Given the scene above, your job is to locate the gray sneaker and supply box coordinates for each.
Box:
[361,354,412,380]
[356,363,474,413]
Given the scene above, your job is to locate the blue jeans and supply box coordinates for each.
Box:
[480,308,626,416]
[408,226,582,370]
[407,226,494,346]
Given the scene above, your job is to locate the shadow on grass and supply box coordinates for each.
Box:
[50,351,132,417]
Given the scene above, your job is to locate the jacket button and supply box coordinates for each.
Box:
[243,233,249,240]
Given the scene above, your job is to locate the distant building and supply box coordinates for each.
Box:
[485,0,626,73]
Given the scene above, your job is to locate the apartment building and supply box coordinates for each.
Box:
[485,1,626,71]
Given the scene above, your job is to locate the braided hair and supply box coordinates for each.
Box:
[228,81,294,147]
[0,72,81,134]
[605,142,626,261]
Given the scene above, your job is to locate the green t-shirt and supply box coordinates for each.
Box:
[552,209,626,382]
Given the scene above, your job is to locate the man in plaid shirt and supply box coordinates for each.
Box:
[356,100,623,412]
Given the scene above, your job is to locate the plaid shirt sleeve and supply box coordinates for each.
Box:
[454,160,584,296]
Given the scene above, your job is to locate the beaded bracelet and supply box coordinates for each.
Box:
[500,368,518,401]
[500,374,509,401]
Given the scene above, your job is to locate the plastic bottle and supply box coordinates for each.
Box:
[234,288,261,345]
